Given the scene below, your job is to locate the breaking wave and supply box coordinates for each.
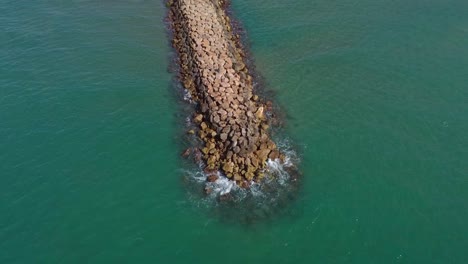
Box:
[180,137,301,223]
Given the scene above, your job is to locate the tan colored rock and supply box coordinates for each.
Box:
[268,149,280,160]
[169,0,282,185]
[256,148,271,162]
[222,161,234,174]
[194,114,203,123]
[200,122,207,130]
[255,106,264,119]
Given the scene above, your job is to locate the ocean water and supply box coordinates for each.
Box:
[1,0,467,263]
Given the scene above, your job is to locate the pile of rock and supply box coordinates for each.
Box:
[168,0,282,184]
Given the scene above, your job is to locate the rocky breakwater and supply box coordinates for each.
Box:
[168,0,283,186]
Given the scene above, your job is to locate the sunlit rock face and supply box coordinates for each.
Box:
[168,0,284,186]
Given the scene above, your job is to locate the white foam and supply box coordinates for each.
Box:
[184,136,299,202]
[266,158,290,185]
[249,182,265,198]
[213,176,237,195]
[182,169,206,182]
[183,89,192,102]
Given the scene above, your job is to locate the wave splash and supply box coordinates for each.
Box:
[181,137,301,223]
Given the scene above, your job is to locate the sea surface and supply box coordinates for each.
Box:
[1,0,467,263]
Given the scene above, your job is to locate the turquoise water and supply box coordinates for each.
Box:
[1,0,467,263]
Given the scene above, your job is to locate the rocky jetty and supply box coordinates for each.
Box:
[168,0,282,185]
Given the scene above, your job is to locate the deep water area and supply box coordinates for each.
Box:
[1,0,467,263]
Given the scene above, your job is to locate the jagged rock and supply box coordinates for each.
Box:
[200,122,208,130]
[194,114,203,123]
[255,106,264,119]
[202,147,209,155]
[169,0,282,185]
[256,148,271,162]
[207,141,215,150]
[222,161,234,174]
[251,156,259,168]
[220,133,228,141]
[245,171,255,181]
[268,149,280,160]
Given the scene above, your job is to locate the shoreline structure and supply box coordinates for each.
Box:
[168,0,284,185]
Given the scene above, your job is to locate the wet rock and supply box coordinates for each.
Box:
[219,193,232,202]
[207,174,219,182]
[181,148,191,158]
[268,149,280,160]
[234,174,242,181]
[193,148,202,163]
[256,148,271,162]
[205,186,213,195]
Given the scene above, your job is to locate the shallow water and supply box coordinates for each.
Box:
[1,0,468,263]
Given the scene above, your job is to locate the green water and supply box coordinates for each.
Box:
[1,0,467,263]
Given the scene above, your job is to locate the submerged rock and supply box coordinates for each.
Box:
[181,148,191,158]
